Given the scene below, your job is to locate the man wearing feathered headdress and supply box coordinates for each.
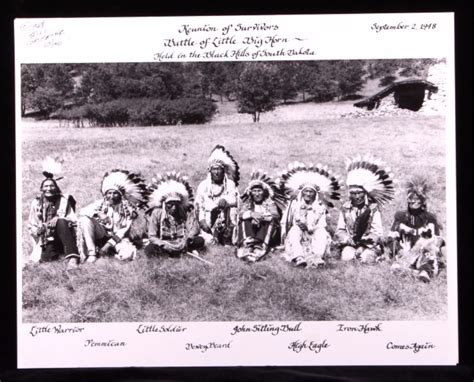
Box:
[236,170,286,262]
[280,162,341,268]
[195,145,240,245]
[144,172,204,257]
[28,157,80,269]
[387,176,445,282]
[77,169,149,263]
[335,155,394,264]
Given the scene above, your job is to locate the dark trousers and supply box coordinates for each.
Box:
[144,236,205,257]
[41,218,79,262]
[238,220,280,247]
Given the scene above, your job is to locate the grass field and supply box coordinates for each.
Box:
[20,102,448,322]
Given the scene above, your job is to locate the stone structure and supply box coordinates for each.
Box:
[341,61,447,119]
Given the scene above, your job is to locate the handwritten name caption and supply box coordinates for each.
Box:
[386,341,435,354]
[136,323,187,334]
[371,22,437,33]
[336,323,382,334]
[185,341,232,353]
[288,339,330,354]
[84,339,126,347]
[29,324,84,337]
[231,322,302,336]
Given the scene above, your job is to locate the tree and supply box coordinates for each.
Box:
[379,75,397,87]
[210,63,234,101]
[236,63,280,122]
[275,62,298,103]
[294,62,314,102]
[366,60,399,80]
[219,62,244,101]
[21,65,38,116]
[181,63,206,98]
[333,60,366,99]
[305,62,339,102]
[198,62,244,101]
[399,58,439,79]
[308,76,339,102]
[154,63,185,99]
[21,64,75,117]
[77,66,116,104]
[29,86,63,116]
[45,64,75,95]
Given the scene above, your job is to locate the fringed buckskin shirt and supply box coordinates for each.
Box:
[335,201,383,246]
[195,174,239,224]
[80,199,137,240]
[148,207,200,241]
[28,194,77,239]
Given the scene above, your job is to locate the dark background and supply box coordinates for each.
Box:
[1,1,471,381]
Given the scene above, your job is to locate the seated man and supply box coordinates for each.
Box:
[77,169,149,262]
[335,155,394,264]
[28,157,80,270]
[195,145,240,245]
[237,171,285,262]
[387,176,445,282]
[144,172,204,257]
[280,162,341,268]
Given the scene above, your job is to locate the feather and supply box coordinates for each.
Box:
[345,155,395,206]
[101,169,149,208]
[279,161,341,208]
[406,175,431,201]
[241,169,288,212]
[207,145,240,186]
[148,171,194,209]
[42,156,62,179]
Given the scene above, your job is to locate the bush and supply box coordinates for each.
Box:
[60,98,217,127]
[174,98,217,124]
[96,100,130,126]
[308,78,339,102]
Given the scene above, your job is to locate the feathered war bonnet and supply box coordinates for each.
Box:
[40,156,64,190]
[279,161,341,208]
[345,155,395,207]
[207,145,240,186]
[101,169,149,209]
[148,171,194,210]
[405,175,431,208]
[242,170,287,211]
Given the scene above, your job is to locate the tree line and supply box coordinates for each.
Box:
[21,59,438,125]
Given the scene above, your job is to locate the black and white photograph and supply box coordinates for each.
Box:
[20,59,449,323]
[14,14,458,368]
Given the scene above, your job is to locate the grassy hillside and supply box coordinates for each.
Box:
[20,106,448,322]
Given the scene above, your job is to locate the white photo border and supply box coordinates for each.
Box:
[15,13,458,368]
